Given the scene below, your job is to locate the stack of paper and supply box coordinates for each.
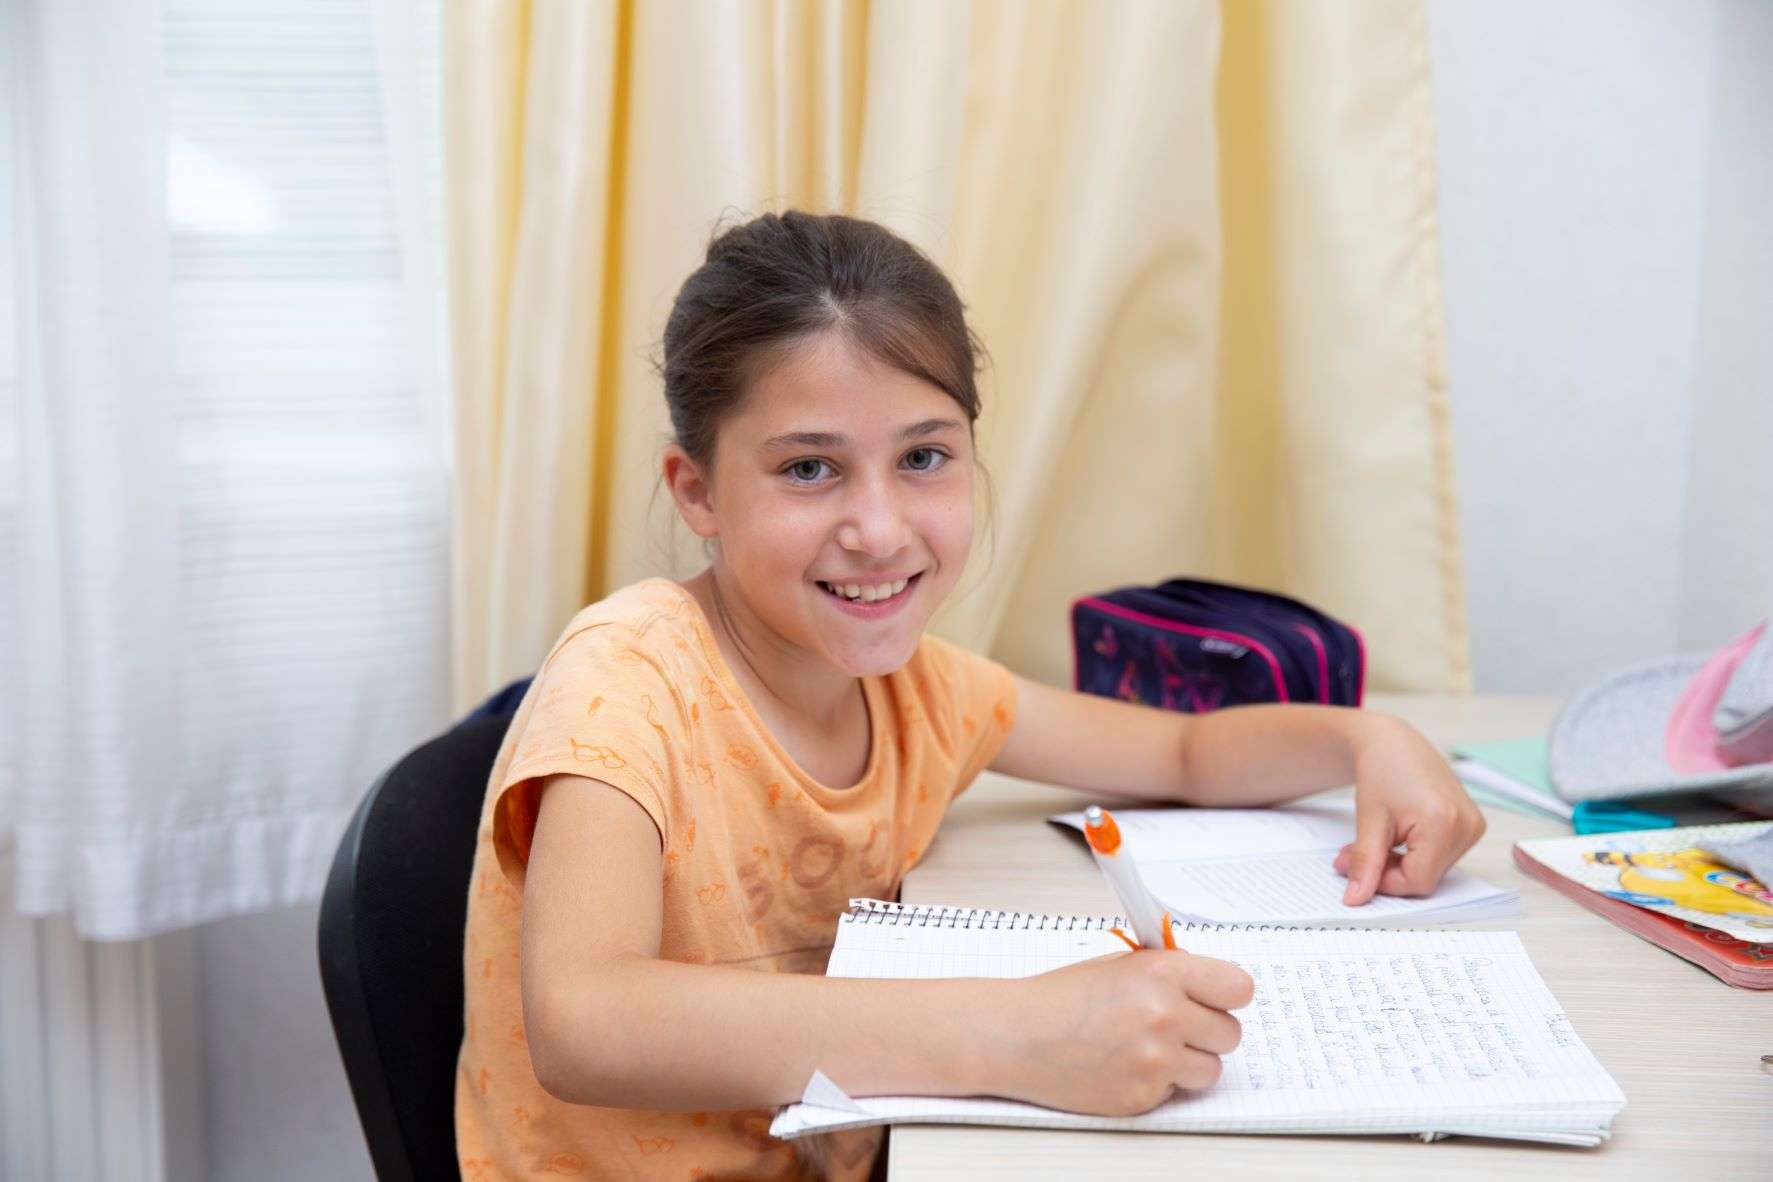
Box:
[1049,798,1518,926]
[1451,737,1574,823]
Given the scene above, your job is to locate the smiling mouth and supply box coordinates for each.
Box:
[815,572,922,605]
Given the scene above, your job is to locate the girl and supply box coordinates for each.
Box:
[454,212,1485,1181]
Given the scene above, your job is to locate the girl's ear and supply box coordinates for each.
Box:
[662,445,719,540]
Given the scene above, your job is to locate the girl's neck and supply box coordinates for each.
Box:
[681,566,861,731]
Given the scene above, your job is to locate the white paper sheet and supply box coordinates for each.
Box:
[1050,800,1518,926]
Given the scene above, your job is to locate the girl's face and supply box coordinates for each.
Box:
[685,331,976,678]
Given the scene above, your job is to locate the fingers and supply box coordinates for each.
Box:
[1380,799,1487,896]
[1378,831,1454,897]
[1181,954,1255,1011]
[1180,999,1242,1055]
[1342,799,1394,906]
[1171,1046,1224,1091]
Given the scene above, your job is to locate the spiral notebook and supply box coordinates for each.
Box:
[771,900,1625,1147]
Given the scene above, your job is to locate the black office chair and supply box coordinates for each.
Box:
[318,706,517,1182]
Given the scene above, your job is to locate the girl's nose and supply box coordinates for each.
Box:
[836,479,912,557]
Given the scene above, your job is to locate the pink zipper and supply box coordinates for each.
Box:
[1289,623,1331,704]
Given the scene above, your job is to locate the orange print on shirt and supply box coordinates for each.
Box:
[538,1151,586,1175]
[696,882,726,905]
[859,821,889,880]
[462,1156,493,1182]
[508,1022,527,1047]
[691,1112,709,1127]
[633,1136,675,1156]
[962,713,977,736]
[683,818,697,853]
[477,1067,491,1096]
[569,738,627,770]
[513,1106,531,1127]
[585,696,604,716]
[790,835,844,888]
[994,700,1012,731]
[729,1111,776,1152]
[724,742,759,770]
[736,857,776,923]
[701,676,732,710]
[765,782,783,807]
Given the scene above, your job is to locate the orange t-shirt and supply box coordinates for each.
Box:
[454,577,1017,1181]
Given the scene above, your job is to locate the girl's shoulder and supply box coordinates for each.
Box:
[542,577,705,673]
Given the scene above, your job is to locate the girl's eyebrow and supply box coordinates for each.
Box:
[759,417,965,451]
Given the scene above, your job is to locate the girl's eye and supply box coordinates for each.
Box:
[785,458,832,484]
[904,447,948,472]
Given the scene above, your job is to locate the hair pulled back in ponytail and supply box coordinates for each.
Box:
[661,212,984,473]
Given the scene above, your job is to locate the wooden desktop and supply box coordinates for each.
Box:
[889,694,1773,1178]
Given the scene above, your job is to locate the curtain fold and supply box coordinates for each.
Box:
[446,0,1469,715]
[1,0,450,939]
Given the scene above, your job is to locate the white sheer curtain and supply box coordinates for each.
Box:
[0,0,450,940]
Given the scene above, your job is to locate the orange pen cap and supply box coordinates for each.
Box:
[1082,805,1122,856]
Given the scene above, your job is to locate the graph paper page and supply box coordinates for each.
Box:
[772,906,1622,1142]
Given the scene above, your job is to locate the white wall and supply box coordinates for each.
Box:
[199,903,371,1181]
[1430,0,1772,693]
[186,5,1773,1179]
[1677,0,1773,651]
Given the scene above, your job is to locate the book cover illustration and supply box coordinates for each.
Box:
[1520,821,1773,943]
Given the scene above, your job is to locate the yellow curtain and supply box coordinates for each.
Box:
[444,0,1469,714]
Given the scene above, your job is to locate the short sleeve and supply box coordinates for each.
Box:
[490,624,681,885]
[917,634,1019,801]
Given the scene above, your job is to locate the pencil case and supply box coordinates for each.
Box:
[1071,578,1365,712]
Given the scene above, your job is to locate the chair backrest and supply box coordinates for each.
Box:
[318,712,513,1182]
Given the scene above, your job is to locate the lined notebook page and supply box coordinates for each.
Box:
[1049,801,1518,926]
[772,904,1623,1145]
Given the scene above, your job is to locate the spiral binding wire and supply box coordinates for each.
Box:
[841,898,1429,936]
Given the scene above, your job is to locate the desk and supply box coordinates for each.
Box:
[891,694,1773,1179]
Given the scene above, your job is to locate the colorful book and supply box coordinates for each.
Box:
[1513,821,1773,989]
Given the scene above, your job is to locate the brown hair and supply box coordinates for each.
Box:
[662,211,986,472]
[655,210,997,575]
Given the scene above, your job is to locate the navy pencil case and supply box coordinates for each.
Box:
[1071,578,1366,712]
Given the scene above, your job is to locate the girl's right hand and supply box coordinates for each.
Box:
[999,950,1253,1116]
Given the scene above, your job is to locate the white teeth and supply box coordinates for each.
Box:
[820,576,915,602]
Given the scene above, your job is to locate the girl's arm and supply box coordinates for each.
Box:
[518,773,1252,1115]
[988,675,1485,904]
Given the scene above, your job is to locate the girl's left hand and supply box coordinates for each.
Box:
[1332,717,1487,905]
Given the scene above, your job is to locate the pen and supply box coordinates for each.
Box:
[1082,805,1178,951]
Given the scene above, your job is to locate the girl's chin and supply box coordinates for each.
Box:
[825,635,921,678]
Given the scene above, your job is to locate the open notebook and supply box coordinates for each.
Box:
[771,901,1624,1147]
[1049,799,1519,926]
